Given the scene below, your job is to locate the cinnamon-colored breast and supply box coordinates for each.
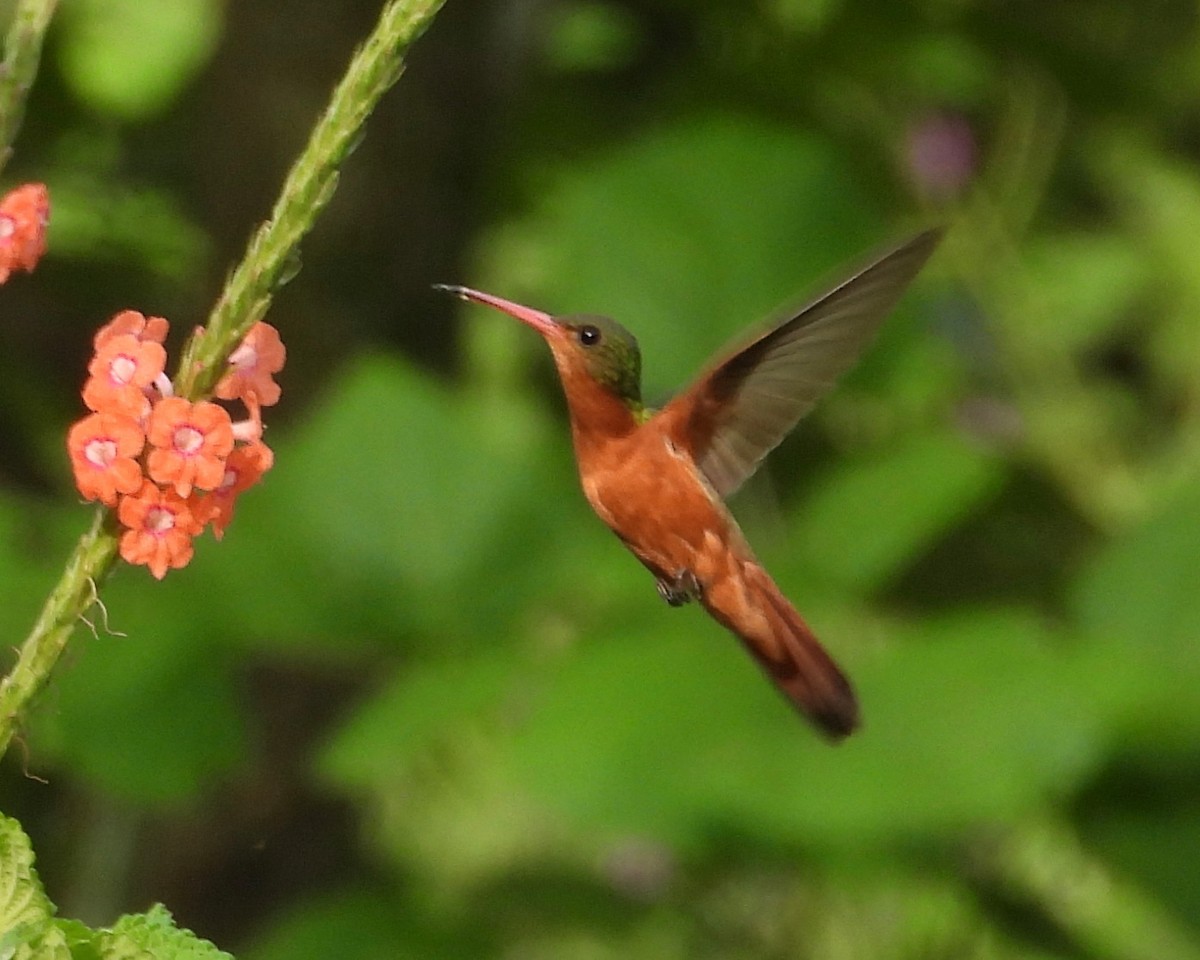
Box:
[575,422,750,584]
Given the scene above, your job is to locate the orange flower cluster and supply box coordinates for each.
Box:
[67,311,285,578]
[0,182,49,283]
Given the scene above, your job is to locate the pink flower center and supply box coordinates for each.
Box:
[0,215,12,241]
[173,425,204,455]
[145,506,176,535]
[110,354,137,385]
[84,438,117,468]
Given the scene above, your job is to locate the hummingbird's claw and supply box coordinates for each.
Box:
[656,569,703,606]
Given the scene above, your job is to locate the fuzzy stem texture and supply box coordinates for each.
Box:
[0,0,446,762]
[0,0,58,178]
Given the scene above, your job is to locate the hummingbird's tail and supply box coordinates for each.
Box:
[697,539,860,739]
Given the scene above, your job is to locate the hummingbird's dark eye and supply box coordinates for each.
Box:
[578,325,602,347]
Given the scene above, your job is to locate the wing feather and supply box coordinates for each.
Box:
[661,229,942,498]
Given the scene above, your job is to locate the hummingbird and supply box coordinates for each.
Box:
[436,229,941,740]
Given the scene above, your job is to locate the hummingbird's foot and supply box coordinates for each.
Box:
[656,569,702,607]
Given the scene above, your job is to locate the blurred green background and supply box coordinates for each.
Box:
[3,0,1200,957]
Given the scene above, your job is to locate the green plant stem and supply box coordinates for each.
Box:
[968,817,1200,960]
[0,0,58,179]
[0,0,447,763]
[175,0,446,399]
[0,509,117,760]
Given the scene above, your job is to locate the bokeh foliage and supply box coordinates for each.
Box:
[2,0,1200,958]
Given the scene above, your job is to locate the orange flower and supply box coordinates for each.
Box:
[215,322,285,406]
[146,397,234,497]
[94,309,169,350]
[117,480,201,579]
[0,183,49,283]
[66,412,146,506]
[192,440,274,539]
[83,333,167,419]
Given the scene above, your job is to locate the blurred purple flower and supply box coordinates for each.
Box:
[906,112,977,200]
[600,837,675,902]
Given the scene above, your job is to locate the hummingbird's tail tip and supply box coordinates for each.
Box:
[812,692,862,743]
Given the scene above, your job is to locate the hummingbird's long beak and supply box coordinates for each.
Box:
[434,284,559,338]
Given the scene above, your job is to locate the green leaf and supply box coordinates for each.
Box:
[56,0,222,121]
[786,428,1005,592]
[544,0,644,73]
[95,904,232,960]
[28,608,245,804]
[243,353,577,646]
[484,112,881,395]
[241,889,426,960]
[319,651,522,790]
[4,926,71,960]
[1084,805,1200,940]
[1006,233,1150,351]
[1071,477,1200,740]
[318,651,584,887]
[46,168,210,281]
[506,607,1109,847]
[321,597,1114,858]
[53,918,98,959]
[0,814,62,960]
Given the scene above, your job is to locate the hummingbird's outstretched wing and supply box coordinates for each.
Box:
[664,228,942,499]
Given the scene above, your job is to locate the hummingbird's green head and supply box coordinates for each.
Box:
[435,285,645,417]
[555,313,642,409]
